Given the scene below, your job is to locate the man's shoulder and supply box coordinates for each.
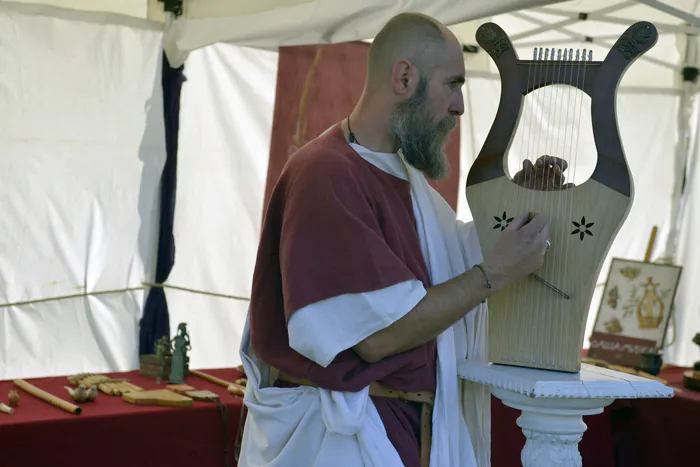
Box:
[284,133,365,183]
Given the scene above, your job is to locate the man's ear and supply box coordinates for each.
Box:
[391,60,417,96]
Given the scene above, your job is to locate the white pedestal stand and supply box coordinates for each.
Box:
[458,360,675,467]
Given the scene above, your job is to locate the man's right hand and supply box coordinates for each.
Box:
[481,213,550,289]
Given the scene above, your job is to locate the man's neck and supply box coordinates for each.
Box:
[344,93,397,154]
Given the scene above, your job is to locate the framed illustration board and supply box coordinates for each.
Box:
[588,257,682,368]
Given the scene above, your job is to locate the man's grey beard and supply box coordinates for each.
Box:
[388,79,457,180]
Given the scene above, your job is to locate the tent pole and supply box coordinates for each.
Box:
[532,1,638,18]
[636,0,700,27]
[510,1,636,40]
[662,34,699,265]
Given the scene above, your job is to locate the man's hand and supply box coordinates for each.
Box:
[482,213,550,288]
[513,155,575,191]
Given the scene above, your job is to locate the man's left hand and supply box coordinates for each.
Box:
[512,155,575,191]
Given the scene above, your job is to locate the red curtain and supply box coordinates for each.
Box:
[264,42,461,212]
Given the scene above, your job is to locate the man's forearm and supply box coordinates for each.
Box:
[353,264,504,363]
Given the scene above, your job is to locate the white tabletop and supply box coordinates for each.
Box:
[457,359,675,400]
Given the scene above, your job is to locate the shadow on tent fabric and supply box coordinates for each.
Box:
[139,51,186,355]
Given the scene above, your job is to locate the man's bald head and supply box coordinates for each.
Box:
[366,13,453,90]
[354,13,465,180]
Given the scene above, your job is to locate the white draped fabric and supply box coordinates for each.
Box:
[239,139,490,466]
[0,2,165,380]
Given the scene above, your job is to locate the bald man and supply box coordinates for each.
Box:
[239,12,564,467]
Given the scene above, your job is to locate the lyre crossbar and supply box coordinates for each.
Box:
[466,21,658,373]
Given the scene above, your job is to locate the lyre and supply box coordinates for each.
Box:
[466,21,658,373]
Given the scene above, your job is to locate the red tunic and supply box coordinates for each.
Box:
[249,124,436,466]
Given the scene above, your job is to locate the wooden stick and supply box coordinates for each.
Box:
[227,384,245,397]
[0,403,13,414]
[127,382,143,391]
[188,369,234,388]
[14,379,81,415]
[644,225,658,262]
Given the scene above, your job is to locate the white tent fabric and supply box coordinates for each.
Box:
[160,0,558,67]
[165,43,278,370]
[0,2,165,379]
[2,0,700,380]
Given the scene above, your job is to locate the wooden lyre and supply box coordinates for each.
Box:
[466,21,658,373]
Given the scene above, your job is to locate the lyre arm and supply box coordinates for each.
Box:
[467,21,658,196]
[589,21,658,197]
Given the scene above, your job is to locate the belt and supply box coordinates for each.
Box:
[273,370,434,467]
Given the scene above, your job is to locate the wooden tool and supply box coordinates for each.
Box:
[465,21,658,373]
[189,369,246,396]
[14,379,81,415]
[68,373,142,396]
[188,369,232,388]
[644,225,658,263]
[185,390,220,402]
[123,389,193,407]
[0,403,13,414]
[165,384,195,395]
[227,384,245,397]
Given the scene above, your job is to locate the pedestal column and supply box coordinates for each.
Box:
[492,387,613,467]
[458,360,674,467]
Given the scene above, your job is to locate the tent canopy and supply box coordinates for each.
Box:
[2,0,700,380]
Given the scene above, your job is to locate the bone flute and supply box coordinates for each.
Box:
[14,379,82,415]
[188,369,233,388]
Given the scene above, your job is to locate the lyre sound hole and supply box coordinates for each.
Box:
[506,85,596,189]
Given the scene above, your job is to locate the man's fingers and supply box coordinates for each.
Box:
[514,159,536,188]
[521,213,548,234]
[535,221,550,242]
[522,159,535,184]
[507,213,532,231]
[536,155,568,172]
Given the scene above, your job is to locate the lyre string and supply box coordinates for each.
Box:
[530,47,554,365]
[539,48,566,366]
[550,47,574,368]
[555,48,581,369]
[504,48,538,363]
[560,48,590,368]
[544,48,568,367]
[515,46,546,364]
[555,48,579,368]
[543,49,575,367]
[532,47,561,365]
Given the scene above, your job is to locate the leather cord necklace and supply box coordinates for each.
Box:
[347,116,360,145]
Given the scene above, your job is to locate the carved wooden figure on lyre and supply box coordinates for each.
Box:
[466,22,658,373]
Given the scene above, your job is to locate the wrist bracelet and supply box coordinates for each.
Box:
[473,263,492,289]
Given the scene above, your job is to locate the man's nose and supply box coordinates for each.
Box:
[450,92,465,116]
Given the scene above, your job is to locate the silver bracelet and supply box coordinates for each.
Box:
[473,263,492,289]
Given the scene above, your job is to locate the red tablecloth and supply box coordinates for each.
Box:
[0,368,245,467]
[610,365,697,467]
[2,365,696,467]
